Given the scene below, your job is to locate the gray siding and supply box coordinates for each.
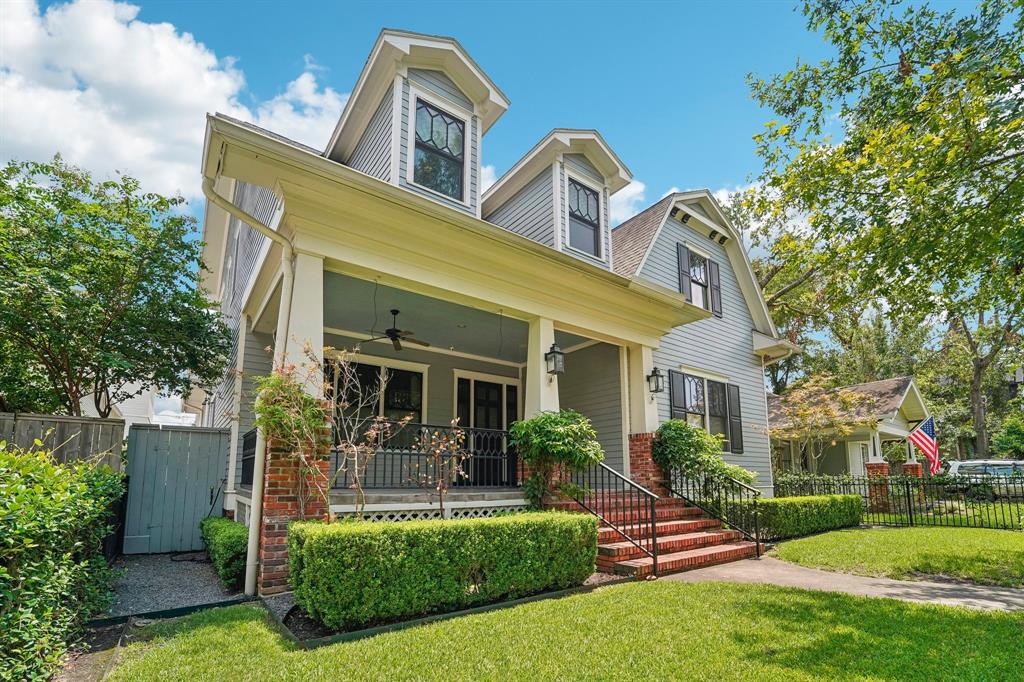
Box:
[558,159,611,270]
[639,217,774,491]
[323,332,519,426]
[409,69,473,110]
[484,168,555,246]
[558,343,624,472]
[229,325,272,487]
[398,78,479,214]
[348,88,392,181]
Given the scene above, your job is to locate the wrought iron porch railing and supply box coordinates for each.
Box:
[667,468,761,554]
[567,462,660,576]
[330,421,516,490]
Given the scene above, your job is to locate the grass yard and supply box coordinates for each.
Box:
[107,581,1023,682]
[874,500,1024,531]
[776,527,1024,587]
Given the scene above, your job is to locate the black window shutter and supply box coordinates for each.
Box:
[709,260,723,317]
[727,383,744,454]
[668,370,686,420]
[676,244,691,301]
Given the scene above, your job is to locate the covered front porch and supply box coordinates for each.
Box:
[774,424,917,477]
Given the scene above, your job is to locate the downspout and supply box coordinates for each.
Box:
[202,177,295,596]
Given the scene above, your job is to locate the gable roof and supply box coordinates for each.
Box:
[767,376,929,430]
[611,190,779,338]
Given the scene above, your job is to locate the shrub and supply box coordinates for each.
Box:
[0,442,124,681]
[509,410,604,508]
[200,516,248,590]
[289,512,597,630]
[752,494,863,541]
[992,411,1024,459]
[652,419,756,485]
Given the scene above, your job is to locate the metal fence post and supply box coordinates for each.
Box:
[905,479,915,527]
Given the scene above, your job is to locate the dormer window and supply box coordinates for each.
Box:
[688,251,709,310]
[413,99,465,201]
[567,177,601,257]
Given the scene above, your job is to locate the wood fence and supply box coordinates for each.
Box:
[0,412,125,471]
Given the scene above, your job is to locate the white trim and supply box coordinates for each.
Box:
[451,369,521,430]
[676,363,729,384]
[389,74,403,184]
[405,85,473,208]
[563,169,606,261]
[331,498,527,514]
[562,339,600,354]
[683,241,713,261]
[324,348,429,423]
[552,160,563,251]
[618,345,631,477]
[323,325,523,368]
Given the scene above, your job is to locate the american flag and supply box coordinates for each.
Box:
[908,416,941,474]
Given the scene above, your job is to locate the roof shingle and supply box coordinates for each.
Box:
[610,195,673,277]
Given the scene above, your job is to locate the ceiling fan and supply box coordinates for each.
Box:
[365,309,430,351]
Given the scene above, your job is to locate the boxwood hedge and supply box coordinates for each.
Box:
[200,516,248,590]
[289,512,597,630]
[754,494,863,541]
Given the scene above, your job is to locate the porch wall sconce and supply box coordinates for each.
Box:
[647,367,665,394]
[545,343,565,381]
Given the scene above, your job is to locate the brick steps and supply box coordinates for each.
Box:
[598,529,744,561]
[613,541,760,578]
[597,517,720,543]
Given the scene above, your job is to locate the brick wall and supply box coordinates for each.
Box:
[628,432,668,495]
[865,461,891,513]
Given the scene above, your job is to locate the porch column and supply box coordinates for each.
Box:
[524,317,559,417]
[626,343,659,435]
[223,315,250,516]
[284,251,324,386]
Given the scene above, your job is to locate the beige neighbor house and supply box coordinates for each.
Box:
[198,29,795,593]
[767,376,931,476]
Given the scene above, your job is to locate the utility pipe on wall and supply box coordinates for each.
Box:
[202,177,295,596]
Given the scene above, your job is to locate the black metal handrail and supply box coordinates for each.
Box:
[330,421,516,489]
[567,462,659,576]
[667,468,761,554]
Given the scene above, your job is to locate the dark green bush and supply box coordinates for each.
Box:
[200,516,248,590]
[1,442,124,681]
[752,494,863,541]
[289,512,597,630]
[652,419,756,485]
[508,410,604,508]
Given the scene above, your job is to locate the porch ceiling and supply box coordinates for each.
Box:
[323,272,588,364]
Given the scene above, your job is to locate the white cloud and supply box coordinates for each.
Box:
[0,0,348,199]
[660,186,681,199]
[480,164,497,192]
[609,179,647,225]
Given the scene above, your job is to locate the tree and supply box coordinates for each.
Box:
[0,157,231,416]
[991,410,1024,458]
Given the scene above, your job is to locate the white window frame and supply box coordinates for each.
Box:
[451,369,521,430]
[325,350,429,423]
[563,170,605,260]
[671,366,731,450]
[685,244,712,311]
[406,85,474,208]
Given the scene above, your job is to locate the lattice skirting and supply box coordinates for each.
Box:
[331,499,528,522]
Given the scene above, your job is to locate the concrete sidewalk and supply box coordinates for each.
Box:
[664,556,1024,612]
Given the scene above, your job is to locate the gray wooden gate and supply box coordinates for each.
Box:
[123,425,229,554]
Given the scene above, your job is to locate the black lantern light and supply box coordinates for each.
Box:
[647,367,665,394]
[545,343,565,376]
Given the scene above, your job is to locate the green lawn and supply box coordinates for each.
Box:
[108,582,1023,682]
[874,500,1024,530]
[776,527,1024,587]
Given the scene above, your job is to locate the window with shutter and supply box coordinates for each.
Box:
[676,244,691,301]
[707,380,730,450]
[726,383,744,454]
[708,260,722,317]
[670,372,744,455]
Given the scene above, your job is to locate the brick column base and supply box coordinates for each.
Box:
[866,461,891,513]
[901,462,924,478]
[257,435,331,596]
[628,432,668,496]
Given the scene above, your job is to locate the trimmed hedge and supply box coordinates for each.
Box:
[289,512,597,630]
[754,494,863,541]
[200,516,248,590]
[1,443,124,681]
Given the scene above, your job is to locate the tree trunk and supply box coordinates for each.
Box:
[970,360,988,456]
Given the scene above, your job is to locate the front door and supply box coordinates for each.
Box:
[456,376,518,486]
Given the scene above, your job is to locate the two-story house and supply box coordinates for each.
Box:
[198,29,794,592]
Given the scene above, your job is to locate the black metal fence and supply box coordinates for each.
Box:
[775,475,1024,531]
[667,468,762,552]
[330,422,516,490]
[567,462,659,575]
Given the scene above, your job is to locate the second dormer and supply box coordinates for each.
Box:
[325,30,510,217]
[481,130,631,270]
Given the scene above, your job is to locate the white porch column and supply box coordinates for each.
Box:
[223,315,249,512]
[284,252,324,394]
[869,430,885,462]
[524,317,559,417]
[626,343,659,434]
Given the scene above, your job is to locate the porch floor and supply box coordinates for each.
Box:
[329,487,525,506]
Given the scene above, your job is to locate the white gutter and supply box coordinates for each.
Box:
[202,177,295,596]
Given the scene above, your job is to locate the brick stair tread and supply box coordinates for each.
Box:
[598,530,741,555]
[598,517,721,540]
[614,541,759,576]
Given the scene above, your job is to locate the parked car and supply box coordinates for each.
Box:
[946,460,1024,499]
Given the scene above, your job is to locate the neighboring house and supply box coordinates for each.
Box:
[198,29,793,531]
[1009,367,1023,400]
[80,384,197,434]
[767,376,930,476]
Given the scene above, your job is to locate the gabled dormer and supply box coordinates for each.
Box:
[481,130,631,270]
[325,30,510,216]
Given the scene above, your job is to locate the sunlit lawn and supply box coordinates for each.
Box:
[108,581,1023,681]
[777,526,1024,587]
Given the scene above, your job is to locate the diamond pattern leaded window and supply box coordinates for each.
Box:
[414,100,465,201]
[567,178,601,256]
